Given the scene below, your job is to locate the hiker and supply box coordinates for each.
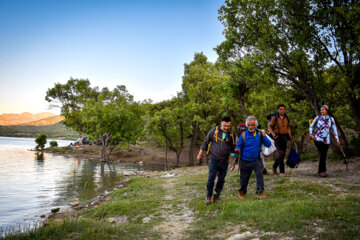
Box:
[197,116,236,204]
[236,116,271,199]
[237,122,267,174]
[268,104,294,176]
[309,105,341,177]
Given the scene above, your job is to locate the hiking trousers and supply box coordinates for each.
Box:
[314,140,329,173]
[273,134,288,173]
[239,158,264,194]
[207,157,228,197]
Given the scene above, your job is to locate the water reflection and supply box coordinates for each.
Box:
[0,141,164,233]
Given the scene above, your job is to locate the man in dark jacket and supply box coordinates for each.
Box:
[197,116,236,204]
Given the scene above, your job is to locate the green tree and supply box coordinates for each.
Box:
[182,52,230,165]
[81,86,143,161]
[144,95,191,168]
[45,78,99,133]
[35,134,47,151]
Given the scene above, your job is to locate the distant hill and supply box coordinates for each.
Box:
[0,112,63,126]
[0,123,79,140]
[22,115,65,126]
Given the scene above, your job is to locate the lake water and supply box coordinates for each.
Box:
[0,136,161,235]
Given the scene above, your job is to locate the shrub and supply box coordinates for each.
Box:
[49,141,58,147]
[35,134,47,150]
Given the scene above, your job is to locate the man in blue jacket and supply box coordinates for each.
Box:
[236,116,271,199]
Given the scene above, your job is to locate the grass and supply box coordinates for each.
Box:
[3,165,360,240]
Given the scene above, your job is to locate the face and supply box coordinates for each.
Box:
[278,106,286,115]
[221,121,231,133]
[247,119,256,132]
[320,107,328,115]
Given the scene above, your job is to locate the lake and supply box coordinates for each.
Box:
[0,136,161,235]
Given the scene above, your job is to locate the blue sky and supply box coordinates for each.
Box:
[0,0,225,114]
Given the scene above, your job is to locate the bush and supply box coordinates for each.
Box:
[35,134,47,150]
[49,141,58,147]
[350,135,360,156]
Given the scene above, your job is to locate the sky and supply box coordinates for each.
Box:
[0,0,225,115]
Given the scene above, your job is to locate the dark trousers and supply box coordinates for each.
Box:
[273,134,288,173]
[207,158,228,197]
[239,159,264,194]
[314,140,330,173]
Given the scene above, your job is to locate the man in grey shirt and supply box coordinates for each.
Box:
[197,116,236,204]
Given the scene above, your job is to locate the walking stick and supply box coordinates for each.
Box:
[339,146,349,172]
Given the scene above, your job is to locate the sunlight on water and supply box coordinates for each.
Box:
[0,137,161,234]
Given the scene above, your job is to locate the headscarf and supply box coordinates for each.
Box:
[320,105,329,112]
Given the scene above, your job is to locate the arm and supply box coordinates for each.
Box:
[262,134,272,147]
[309,116,318,140]
[268,117,278,139]
[331,117,341,145]
[288,122,293,144]
[235,133,244,153]
[197,127,215,161]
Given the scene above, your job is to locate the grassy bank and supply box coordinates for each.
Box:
[3,158,360,240]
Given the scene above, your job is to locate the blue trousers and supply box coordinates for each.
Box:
[207,157,228,197]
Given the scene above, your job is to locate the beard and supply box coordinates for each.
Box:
[248,128,255,132]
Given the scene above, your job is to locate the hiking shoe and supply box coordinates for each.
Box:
[257,192,266,199]
[318,172,328,177]
[213,194,221,203]
[238,192,245,200]
[279,173,285,177]
[204,197,211,205]
[272,168,278,175]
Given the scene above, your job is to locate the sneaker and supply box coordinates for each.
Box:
[213,194,221,203]
[279,173,285,177]
[318,172,328,177]
[257,192,266,199]
[205,197,211,205]
[272,168,278,175]
[238,192,245,200]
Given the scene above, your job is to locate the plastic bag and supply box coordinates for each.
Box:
[261,134,276,156]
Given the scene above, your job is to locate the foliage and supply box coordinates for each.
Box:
[35,134,47,151]
[49,141,58,147]
[144,94,191,168]
[81,86,143,160]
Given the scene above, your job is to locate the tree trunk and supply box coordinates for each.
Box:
[176,151,181,168]
[348,94,360,131]
[189,122,198,166]
[164,123,168,170]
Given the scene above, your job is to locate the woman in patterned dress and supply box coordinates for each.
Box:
[309,105,341,177]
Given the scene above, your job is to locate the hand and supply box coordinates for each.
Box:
[290,138,294,145]
[261,130,266,137]
[337,141,341,146]
[235,148,240,153]
[311,135,315,140]
[197,152,203,162]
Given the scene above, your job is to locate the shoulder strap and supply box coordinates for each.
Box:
[241,131,246,146]
[214,126,218,142]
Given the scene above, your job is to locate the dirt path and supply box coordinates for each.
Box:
[153,175,196,239]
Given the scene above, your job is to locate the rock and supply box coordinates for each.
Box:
[51,207,60,213]
[69,201,79,207]
[142,217,151,223]
[40,215,46,218]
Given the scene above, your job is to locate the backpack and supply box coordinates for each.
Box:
[206,126,235,156]
[267,113,290,130]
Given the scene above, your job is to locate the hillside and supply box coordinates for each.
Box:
[0,123,78,140]
[22,115,65,126]
[0,112,60,126]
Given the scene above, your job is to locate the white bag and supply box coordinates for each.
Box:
[261,134,276,156]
